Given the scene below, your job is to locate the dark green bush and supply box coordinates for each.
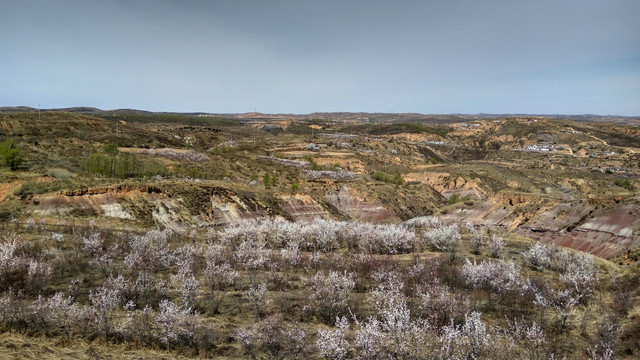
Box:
[0,139,24,171]
[614,178,633,191]
[373,170,404,185]
[447,193,472,205]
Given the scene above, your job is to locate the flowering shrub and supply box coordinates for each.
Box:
[237,313,310,359]
[462,312,489,358]
[280,241,302,267]
[124,229,172,273]
[155,300,198,347]
[461,259,522,297]
[317,316,350,360]
[30,293,80,339]
[259,156,311,168]
[0,233,50,293]
[402,216,439,229]
[307,270,355,322]
[140,148,209,162]
[0,215,613,358]
[219,218,418,255]
[82,231,117,275]
[532,281,579,328]
[118,304,155,346]
[305,169,358,180]
[559,252,597,303]
[259,155,358,181]
[172,267,199,308]
[416,284,470,327]
[356,223,417,254]
[300,219,341,252]
[506,318,547,359]
[89,286,121,340]
[338,270,430,359]
[523,243,552,271]
[27,259,51,291]
[202,260,238,313]
[523,243,598,302]
[424,223,461,260]
[247,282,268,317]
[487,234,505,258]
[469,226,485,255]
[132,272,159,307]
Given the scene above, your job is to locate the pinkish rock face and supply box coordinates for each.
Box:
[324,185,399,223]
[281,194,331,221]
[440,199,640,258]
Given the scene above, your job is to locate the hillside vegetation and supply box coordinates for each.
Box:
[0,110,639,358]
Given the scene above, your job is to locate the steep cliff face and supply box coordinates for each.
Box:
[513,201,640,258]
[202,193,271,226]
[280,194,332,221]
[439,196,640,258]
[280,194,347,221]
[324,185,400,223]
[27,181,444,229]
[25,177,639,258]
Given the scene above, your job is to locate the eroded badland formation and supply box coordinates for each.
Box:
[0,108,639,359]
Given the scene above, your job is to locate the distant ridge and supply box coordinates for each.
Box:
[1,106,638,125]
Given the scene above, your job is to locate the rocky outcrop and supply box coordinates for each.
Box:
[36,178,640,258]
[280,194,331,221]
[404,172,486,200]
[204,193,270,226]
[324,185,400,223]
[100,203,134,220]
[440,197,640,258]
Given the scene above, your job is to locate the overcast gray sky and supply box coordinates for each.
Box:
[1,0,639,115]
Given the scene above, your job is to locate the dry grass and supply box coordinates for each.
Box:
[0,333,194,360]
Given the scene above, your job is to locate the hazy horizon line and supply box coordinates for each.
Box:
[1,105,638,118]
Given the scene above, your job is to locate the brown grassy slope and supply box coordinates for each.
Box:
[0,333,194,360]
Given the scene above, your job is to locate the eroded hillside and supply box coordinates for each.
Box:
[0,110,638,259]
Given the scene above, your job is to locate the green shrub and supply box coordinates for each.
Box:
[614,178,633,191]
[290,182,300,193]
[0,139,24,171]
[212,145,237,154]
[400,123,450,137]
[86,153,110,176]
[285,124,313,135]
[307,157,342,172]
[86,151,167,179]
[0,139,16,156]
[263,173,270,188]
[14,180,84,198]
[447,193,472,205]
[373,170,404,185]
